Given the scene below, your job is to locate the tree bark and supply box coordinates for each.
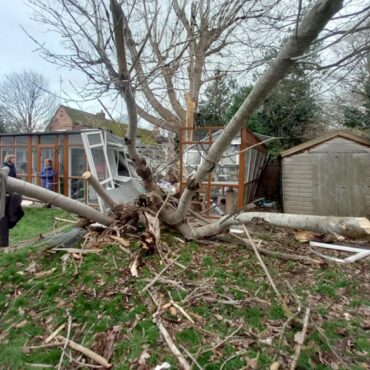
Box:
[192,212,370,239]
[170,0,344,224]
[83,171,116,209]
[6,176,115,226]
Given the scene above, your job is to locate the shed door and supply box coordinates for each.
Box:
[312,153,368,217]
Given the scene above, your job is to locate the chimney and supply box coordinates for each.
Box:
[96,110,105,119]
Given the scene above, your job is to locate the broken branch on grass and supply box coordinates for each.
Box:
[54,217,78,224]
[313,323,344,365]
[57,310,72,370]
[180,344,204,370]
[290,305,311,370]
[141,256,180,292]
[142,277,187,291]
[24,342,65,351]
[241,225,292,317]
[152,314,191,370]
[168,292,195,323]
[56,335,112,368]
[230,233,323,265]
[51,248,101,254]
[45,323,66,343]
[208,323,244,353]
[109,235,130,248]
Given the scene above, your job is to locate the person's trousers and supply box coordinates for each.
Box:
[0,216,9,247]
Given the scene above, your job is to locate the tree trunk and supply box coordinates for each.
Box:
[171,0,344,224]
[192,212,370,239]
[83,171,117,209]
[6,176,115,226]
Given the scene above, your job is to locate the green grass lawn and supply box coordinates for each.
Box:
[9,207,73,245]
[0,212,369,369]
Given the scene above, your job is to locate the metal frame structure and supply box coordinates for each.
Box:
[179,126,268,217]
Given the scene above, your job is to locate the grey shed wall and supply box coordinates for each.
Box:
[282,137,370,217]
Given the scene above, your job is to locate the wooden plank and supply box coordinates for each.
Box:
[237,128,247,208]
[27,136,32,183]
[63,135,69,197]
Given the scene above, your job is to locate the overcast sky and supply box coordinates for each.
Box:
[0,0,134,124]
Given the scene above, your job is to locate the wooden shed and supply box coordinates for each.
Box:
[281,131,370,217]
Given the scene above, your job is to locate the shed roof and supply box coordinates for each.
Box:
[281,131,370,157]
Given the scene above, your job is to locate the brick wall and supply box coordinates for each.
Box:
[46,107,74,131]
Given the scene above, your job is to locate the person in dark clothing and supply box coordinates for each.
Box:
[2,154,17,178]
[0,193,24,247]
[40,159,55,191]
[0,156,24,247]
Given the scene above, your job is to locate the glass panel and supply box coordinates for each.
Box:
[1,147,14,163]
[69,148,85,176]
[1,137,14,145]
[91,148,107,180]
[107,149,117,177]
[59,177,64,195]
[88,184,99,204]
[32,136,38,144]
[221,146,238,166]
[15,148,28,174]
[128,161,138,178]
[59,147,64,174]
[58,135,64,144]
[88,133,102,146]
[40,148,55,165]
[32,148,37,174]
[40,135,57,144]
[15,136,28,145]
[117,152,130,177]
[186,151,201,166]
[69,134,83,145]
[70,178,85,200]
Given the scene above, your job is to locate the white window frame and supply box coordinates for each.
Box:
[81,130,115,212]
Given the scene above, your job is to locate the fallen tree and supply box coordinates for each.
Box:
[4,0,370,242]
[5,174,114,226]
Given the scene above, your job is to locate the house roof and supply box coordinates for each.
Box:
[56,105,157,145]
[281,130,370,157]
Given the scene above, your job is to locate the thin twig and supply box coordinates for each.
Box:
[45,324,66,344]
[24,342,64,351]
[141,256,180,292]
[153,314,191,370]
[290,306,311,370]
[242,226,292,317]
[208,324,244,353]
[180,344,204,370]
[168,292,195,323]
[313,323,344,365]
[56,335,112,368]
[273,311,300,361]
[57,310,72,370]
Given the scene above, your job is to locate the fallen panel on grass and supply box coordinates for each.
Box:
[309,241,370,263]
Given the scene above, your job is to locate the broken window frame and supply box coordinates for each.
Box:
[81,130,115,212]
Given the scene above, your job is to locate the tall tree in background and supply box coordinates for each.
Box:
[196,70,237,127]
[340,29,370,131]
[0,107,7,133]
[0,70,57,133]
[199,65,320,148]
[254,65,321,147]
[343,82,370,130]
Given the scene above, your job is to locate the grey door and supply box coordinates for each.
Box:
[312,153,368,216]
